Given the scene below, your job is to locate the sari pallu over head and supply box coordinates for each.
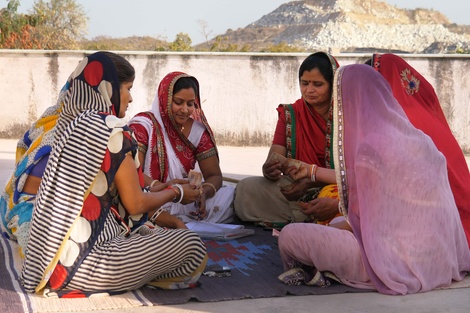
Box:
[281,51,339,168]
[21,52,136,294]
[333,64,470,295]
[0,83,70,255]
[131,71,217,182]
[372,53,470,246]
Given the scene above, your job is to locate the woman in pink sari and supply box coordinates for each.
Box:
[371,53,470,246]
[278,64,470,295]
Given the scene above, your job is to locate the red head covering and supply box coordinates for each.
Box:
[273,51,340,168]
[372,53,470,246]
[156,71,215,146]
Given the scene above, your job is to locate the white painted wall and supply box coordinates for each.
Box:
[0,50,468,152]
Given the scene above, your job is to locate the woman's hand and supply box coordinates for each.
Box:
[148,178,189,192]
[298,198,339,222]
[263,145,288,181]
[284,160,312,181]
[179,183,200,205]
[190,192,207,220]
[280,178,311,201]
[263,159,283,181]
[167,178,189,186]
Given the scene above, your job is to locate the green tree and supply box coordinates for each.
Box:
[31,0,87,50]
[210,36,239,52]
[0,0,41,48]
[455,46,470,54]
[168,32,193,51]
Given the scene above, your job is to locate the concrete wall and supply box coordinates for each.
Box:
[0,50,468,152]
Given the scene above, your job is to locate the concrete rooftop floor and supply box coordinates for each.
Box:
[0,139,469,313]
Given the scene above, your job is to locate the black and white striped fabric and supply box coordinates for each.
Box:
[21,52,206,296]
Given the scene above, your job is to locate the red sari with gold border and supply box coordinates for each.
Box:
[372,53,470,246]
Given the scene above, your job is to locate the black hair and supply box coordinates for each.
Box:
[99,51,135,84]
[364,58,372,66]
[298,53,334,87]
[173,76,199,96]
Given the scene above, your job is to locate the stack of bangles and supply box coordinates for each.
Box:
[201,182,217,198]
[310,164,318,182]
[144,181,183,203]
[167,184,184,203]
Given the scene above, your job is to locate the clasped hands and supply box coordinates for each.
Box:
[151,178,207,220]
[263,156,313,199]
[263,155,312,183]
[263,155,339,222]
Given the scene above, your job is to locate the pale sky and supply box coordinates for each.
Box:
[14,0,470,44]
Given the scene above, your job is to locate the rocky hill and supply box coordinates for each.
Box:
[201,0,470,53]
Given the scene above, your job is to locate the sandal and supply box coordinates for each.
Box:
[305,270,331,287]
[277,268,305,286]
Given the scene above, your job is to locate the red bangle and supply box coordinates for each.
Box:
[164,186,177,198]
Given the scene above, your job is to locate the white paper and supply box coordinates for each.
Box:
[186,221,254,240]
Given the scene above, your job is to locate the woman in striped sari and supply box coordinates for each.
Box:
[20,52,207,297]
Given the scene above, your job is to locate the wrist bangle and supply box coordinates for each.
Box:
[171,184,184,203]
[201,182,217,198]
[310,164,318,182]
[164,185,179,202]
[150,180,159,188]
[149,207,165,223]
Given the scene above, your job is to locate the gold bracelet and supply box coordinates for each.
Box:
[201,182,217,199]
[150,180,159,188]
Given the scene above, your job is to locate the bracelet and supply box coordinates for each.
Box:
[164,185,177,201]
[149,207,165,223]
[201,182,217,199]
[171,184,184,203]
[310,164,318,182]
[150,180,159,188]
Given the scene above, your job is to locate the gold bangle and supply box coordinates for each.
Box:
[201,182,217,199]
[150,180,159,188]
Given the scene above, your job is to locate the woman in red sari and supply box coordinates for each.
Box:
[371,53,470,246]
[129,72,235,223]
[234,52,342,225]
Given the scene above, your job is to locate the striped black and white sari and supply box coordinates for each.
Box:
[21,52,206,297]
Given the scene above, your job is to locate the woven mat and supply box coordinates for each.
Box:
[0,233,151,313]
[140,225,372,305]
[3,226,469,311]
